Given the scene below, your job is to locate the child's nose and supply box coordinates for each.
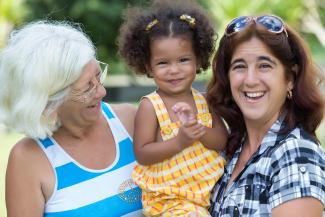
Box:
[169,63,179,74]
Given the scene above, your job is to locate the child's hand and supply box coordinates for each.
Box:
[172,102,206,149]
[172,102,194,125]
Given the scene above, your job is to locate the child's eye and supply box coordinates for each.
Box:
[157,61,167,65]
[180,58,190,63]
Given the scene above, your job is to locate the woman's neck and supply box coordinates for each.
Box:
[244,114,279,152]
[55,117,101,140]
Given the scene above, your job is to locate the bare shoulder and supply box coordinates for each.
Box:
[7,136,54,188]
[110,103,137,119]
[136,97,156,119]
[134,97,157,127]
[138,97,153,110]
[9,137,44,163]
[6,137,52,216]
[7,137,51,177]
[110,103,138,137]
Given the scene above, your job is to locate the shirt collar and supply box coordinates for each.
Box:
[227,113,287,172]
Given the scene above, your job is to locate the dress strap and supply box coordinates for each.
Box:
[192,88,209,114]
[192,88,212,127]
[143,91,172,128]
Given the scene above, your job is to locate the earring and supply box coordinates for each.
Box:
[287,89,292,99]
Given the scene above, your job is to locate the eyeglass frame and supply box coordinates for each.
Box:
[225,15,288,38]
[68,60,108,103]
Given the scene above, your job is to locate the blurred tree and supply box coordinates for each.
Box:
[24,0,148,75]
[9,0,325,74]
[198,0,325,63]
[0,0,26,47]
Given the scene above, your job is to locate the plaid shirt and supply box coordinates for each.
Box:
[210,117,325,217]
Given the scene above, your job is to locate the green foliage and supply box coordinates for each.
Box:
[23,0,148,74]
[0,0,26,23]
[0,0,27,47]
[198,0,325,65]
[2,0,325,73]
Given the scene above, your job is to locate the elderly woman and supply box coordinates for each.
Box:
[207,15,325,216]
[0,21,143,217]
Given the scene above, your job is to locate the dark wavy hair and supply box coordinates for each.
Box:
[117,0,216,76]
[207,19,324,158]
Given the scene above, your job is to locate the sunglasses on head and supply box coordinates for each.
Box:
[225,15,288,37]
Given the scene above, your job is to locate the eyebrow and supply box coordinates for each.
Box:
[230,58,245,65]
[230,56,276,65]
[257,55,276,64]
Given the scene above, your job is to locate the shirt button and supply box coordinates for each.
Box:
[299,166,306,173]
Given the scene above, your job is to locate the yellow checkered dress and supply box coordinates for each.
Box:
[132,89,225,216]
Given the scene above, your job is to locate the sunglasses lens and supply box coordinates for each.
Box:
[226,16,250,35]
[256,15,283,33]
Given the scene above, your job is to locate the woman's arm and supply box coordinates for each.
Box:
[133,98,199,165]
[6,138,50,217]
[272,197,323,217]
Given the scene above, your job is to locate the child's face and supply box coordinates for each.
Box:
[148,36,198,96]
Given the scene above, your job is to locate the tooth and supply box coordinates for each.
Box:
[246,92,264,98]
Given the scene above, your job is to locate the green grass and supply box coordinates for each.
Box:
[0,124,324,217]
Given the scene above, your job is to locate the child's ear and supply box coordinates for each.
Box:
[145,65,154,78]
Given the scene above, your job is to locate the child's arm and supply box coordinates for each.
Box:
[133,98,204,165]
[199,113,228,151]
[173,102,228,152]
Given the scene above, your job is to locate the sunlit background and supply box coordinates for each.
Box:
[0,0,324,215]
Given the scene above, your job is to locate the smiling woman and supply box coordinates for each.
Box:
[0,21,142,217]
[228,37,291,126]
[207,15,325,217]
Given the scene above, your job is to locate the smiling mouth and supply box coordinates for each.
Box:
[244,91,266,100]
[87,102,100,109]
[169,78,183,85]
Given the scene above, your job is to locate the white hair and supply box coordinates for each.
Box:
[0,20,96,139]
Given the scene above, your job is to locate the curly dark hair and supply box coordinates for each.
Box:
[117,0,216,76]
[206,19,325,158]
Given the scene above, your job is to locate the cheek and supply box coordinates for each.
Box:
[229,73,239,91]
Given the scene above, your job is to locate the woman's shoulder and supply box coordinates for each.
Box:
[107,102,138,136]
[109,103,137,117]
[10,137,43,160]
[7,137,50,177]
[271,128,325,166]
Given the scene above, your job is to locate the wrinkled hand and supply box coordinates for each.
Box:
[172,102,206,149]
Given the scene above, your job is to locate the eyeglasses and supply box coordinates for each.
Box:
[225,15,288,37]
[69,60,108,103]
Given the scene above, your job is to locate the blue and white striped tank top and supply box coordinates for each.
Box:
[36,102,143,217]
